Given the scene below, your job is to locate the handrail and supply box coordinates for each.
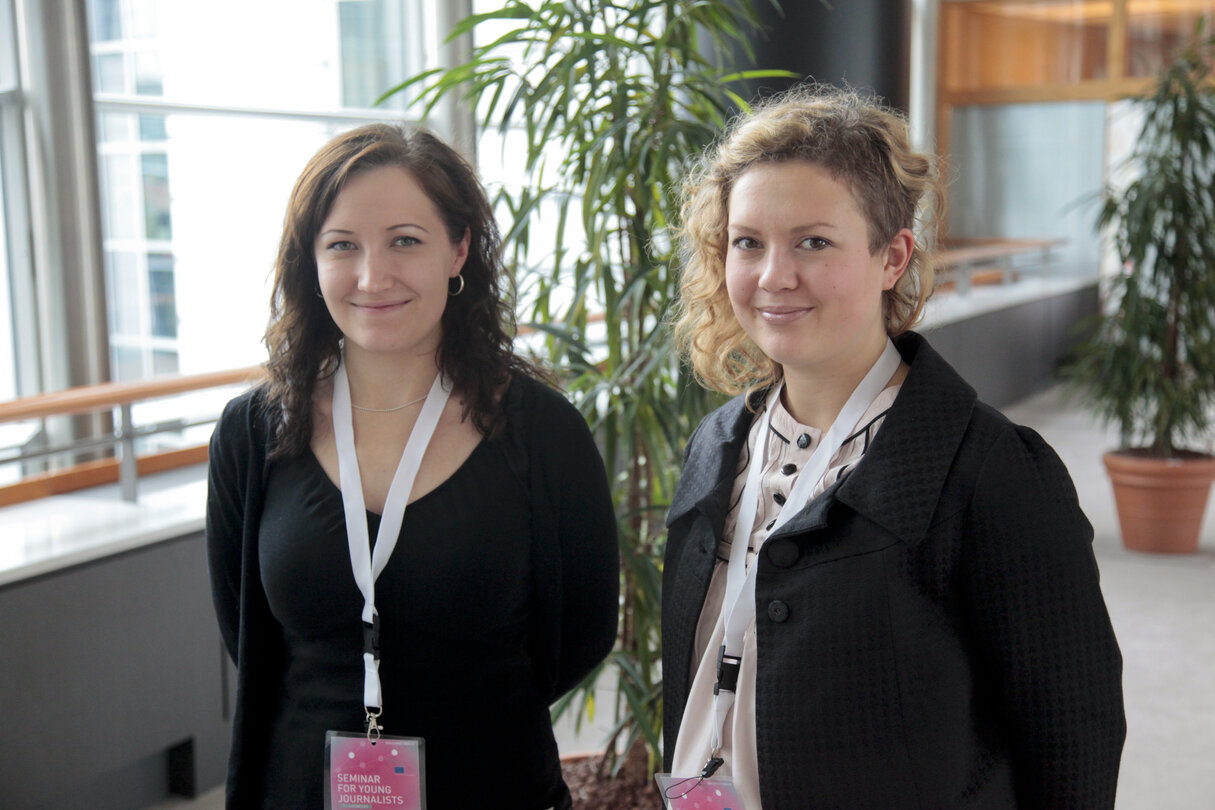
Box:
[935,237,1066,294]
[0,366,266,506]
[0,366,265,424]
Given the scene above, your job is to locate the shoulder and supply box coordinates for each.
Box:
[504,373,589,436]
[686,391,753,455]
[667,393,754,525]
[212,384,276,456]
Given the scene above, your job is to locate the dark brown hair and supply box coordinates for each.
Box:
[263,123,536,458]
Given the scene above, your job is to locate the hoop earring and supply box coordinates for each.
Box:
[448,274,465,297]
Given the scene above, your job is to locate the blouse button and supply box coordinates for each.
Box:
[773,492,786,506]
[796,433,811,449]
[781,463,797,475]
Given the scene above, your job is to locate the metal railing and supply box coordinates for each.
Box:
[0,366,265,504]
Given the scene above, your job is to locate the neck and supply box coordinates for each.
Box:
[341,344,441,411]
[780,334,892,431]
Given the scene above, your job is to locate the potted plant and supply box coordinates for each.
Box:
[1062,20,1215,553]
[380,0,795,802]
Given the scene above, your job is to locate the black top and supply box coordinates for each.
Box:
[258,440,559,808]
[206,374,619,810]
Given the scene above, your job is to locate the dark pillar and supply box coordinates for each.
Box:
[747,0,911,112]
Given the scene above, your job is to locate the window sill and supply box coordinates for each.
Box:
[0,463,207,587]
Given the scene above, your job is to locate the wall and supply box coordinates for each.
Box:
[925,282,1098,409]
[0,531,231,809]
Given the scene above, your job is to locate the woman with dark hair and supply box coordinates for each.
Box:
[206,123,618,810]
[661,86,1125,808]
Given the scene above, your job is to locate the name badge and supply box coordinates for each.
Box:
[325,731,425,809]
[655,773,747,810]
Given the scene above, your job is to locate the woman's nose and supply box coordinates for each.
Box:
[356,250,393,292]
[757,249,798,291]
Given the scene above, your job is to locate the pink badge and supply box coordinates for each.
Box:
[325,731,425,809]
[655,773,747,810]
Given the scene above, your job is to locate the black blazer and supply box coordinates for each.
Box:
[662,332,1125,809]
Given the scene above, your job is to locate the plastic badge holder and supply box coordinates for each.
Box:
[655,772,747,809]
[325,731,425,809]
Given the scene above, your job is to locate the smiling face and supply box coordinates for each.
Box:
[725,160,911,387]
[315,165,469,363]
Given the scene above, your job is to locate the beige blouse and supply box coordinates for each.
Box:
[670,383,902,809]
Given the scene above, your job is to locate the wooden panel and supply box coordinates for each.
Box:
[0,366,264,423]
[943,3,1110,92]
[0,445,210,507]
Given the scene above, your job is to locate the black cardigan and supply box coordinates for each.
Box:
[206,373,619,806]
[662,332,1126,808]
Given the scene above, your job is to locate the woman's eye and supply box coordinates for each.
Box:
[800,236,831,250]
[327,240,356,252]
[393,235,420,247]
[731,236,759,250]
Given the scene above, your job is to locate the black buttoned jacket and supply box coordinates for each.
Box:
[662,332,1126,809]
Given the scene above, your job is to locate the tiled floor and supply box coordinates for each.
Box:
[154,385,1215,810]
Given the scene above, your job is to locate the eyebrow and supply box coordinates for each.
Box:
[728,221,840,234]
[318,223,430,238]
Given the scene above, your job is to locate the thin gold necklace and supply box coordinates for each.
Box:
[350,393,428,413]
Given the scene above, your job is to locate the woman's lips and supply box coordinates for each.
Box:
[354,300,409,313]
[757,305,812,324]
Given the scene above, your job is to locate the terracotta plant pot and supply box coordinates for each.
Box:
[1103,451,1215,553]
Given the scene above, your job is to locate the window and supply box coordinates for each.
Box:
[87,0,430,380]
[937,0,1215,278]
[0,0,23,402]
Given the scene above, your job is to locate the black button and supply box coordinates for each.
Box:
[767,539,799,568]
[767,600,790,622]
[773,492,786,505]
[781,463,797,475]
[797,433,811,449]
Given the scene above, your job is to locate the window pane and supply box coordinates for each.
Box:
[106,250,142,338]
[98,111,353,375]
[87,0,123,42]
[147,252,176,339]
[151,348,178,375]
[140,152,171,240]
[89,0,430,381]
[948,101,1106,275]
[87,0,424,113]
[100,152,139,239]
[942,1,1110,92]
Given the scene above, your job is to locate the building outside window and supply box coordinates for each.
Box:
[86,0,428,382]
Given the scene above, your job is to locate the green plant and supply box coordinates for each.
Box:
[381,0,794,776]
[1063,19,1215,458]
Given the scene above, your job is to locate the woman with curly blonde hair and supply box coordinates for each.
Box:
[661,85,1124,809]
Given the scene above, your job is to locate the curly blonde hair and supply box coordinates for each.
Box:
[673,84,945,397]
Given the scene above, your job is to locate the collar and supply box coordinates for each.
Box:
[666,332,977,546]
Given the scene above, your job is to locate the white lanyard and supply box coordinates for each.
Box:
[332,357,451,724]
[709,339,901,758]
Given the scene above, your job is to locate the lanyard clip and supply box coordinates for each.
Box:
[363,614,381,659]
[365,708,382,743]
[714,644,741,695]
